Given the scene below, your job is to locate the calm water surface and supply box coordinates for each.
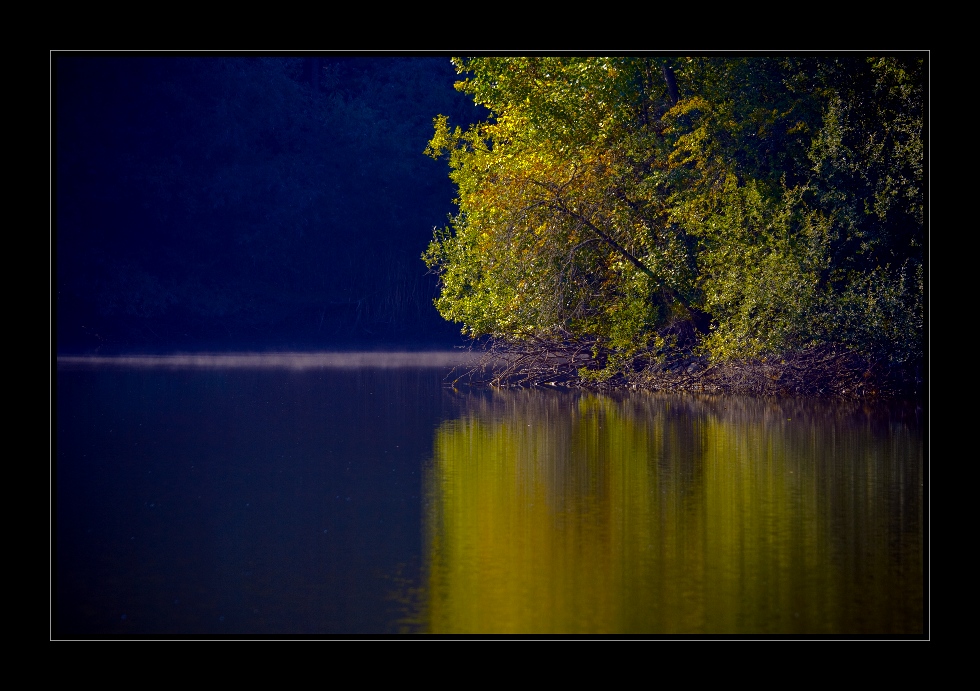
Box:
[55,354,924,636]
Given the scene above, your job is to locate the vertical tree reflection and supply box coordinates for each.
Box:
[408,392,922,634]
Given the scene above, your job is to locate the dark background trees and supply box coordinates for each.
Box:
[55,55,485,353]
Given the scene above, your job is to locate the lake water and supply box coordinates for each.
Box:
[54,353,925,637]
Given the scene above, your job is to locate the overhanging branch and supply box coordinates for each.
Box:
[527,177,693,311]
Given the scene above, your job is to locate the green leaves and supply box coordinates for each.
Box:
[425,56,924,373]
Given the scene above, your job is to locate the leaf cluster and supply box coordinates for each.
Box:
[424,55,925,380]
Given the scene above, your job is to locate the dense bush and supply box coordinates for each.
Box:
[424,56,924,387]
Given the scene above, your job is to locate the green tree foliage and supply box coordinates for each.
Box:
[424,55,924,372]
[424,58,697,357]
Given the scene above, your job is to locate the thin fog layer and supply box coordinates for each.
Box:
[57,351,485,370]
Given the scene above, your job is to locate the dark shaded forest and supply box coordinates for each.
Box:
[55,56,486,353]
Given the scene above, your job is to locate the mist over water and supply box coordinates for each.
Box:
[57,351,485,370]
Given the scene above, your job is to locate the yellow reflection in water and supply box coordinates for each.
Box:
[412,392,922,635]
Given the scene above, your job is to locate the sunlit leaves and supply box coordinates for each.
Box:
[425,55,924,371]
[424,57,697,351]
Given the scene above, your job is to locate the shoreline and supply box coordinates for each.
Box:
[451,344,924,400]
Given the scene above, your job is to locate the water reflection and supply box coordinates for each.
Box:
[55,357,923,636]
[408,390,923,634]
[56,364,453,636]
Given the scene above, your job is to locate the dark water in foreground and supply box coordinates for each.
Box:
[55,354,925,636]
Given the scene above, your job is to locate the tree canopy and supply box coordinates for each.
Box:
[424,56,924,382]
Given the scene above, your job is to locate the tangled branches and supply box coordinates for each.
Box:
[448,337,921,399]
[654,347,894,398]
[449,331,607,388]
